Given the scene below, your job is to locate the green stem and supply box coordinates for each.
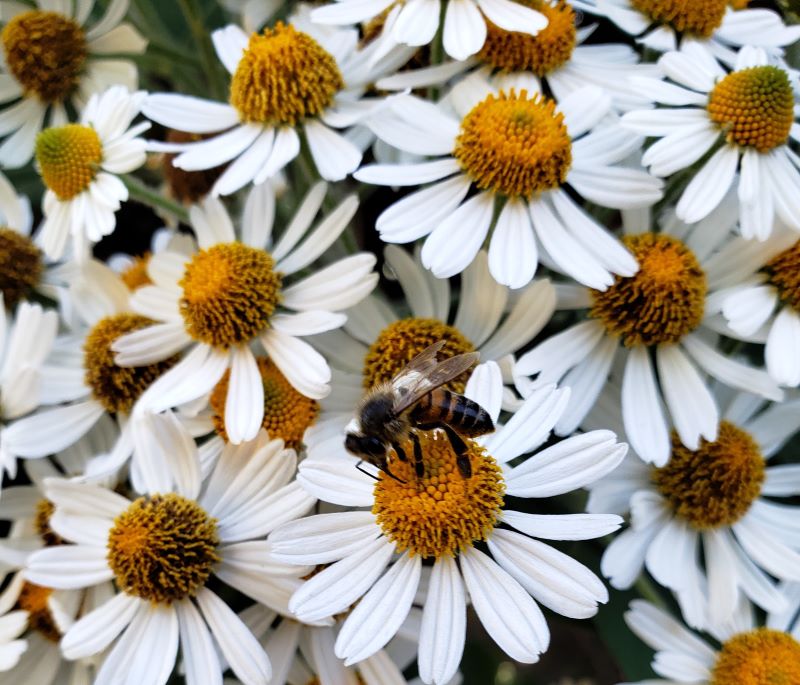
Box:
[634,574,669,610]
[177,0,226,100]
[123,175,189,223]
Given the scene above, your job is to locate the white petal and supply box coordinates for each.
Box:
[61,593,140,659]
[260,330,330,399]
[442,0,487,60]
[460,547,548,662]
[419,556,466,685]
[335,553,421,664]
[622,346,670,466]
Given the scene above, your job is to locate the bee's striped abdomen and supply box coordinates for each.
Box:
[410,389,494,438]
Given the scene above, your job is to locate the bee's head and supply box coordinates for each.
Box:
[345,432,386,460]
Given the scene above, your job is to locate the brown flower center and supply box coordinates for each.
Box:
[2,10,87,103]
[210,357,319,448]
[589,233,706,346]
[230,22,344,125]
[629,0,727,37]
[0,228,43,307]
[107,494,220,603]
[84,314,179,414]
[763,240,800,313]
[478,0,576,76]
[363,318,474,391]
[708,66,794,152]
[711,628,800,685]
[653,422,764,530]
[373,432,504,559]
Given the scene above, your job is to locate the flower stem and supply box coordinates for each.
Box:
[123,175,189,224]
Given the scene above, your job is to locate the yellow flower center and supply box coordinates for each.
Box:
[708,66,794,152]
[589,233,706,347]
[84,314,179,414]
[120,253,153,291]
[629,0,727,37]
[35,124,103,201]
[373,432,505,559]
[1,10,87,104]
[653,422,764,530]
[163,130,227,204]
[34,499,63,547]
[729,0,749,8]
[210,357,319,448]
[478,0,576,76]
[454,90,572,198]
[362,318,475,391]
[179,243,283,347]
[0,228,43,307]
[763,240,800,313]
[229,22,344,125]
[107,494,220,603]
[711,628,800,685]
[15,582,60,642]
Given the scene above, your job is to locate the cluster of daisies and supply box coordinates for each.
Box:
[0,0,797,683]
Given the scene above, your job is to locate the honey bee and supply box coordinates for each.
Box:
[345,341,495,481]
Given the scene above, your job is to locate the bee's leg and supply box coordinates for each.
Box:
[391,441,408,462]
[409,431,425,478]
[441,424,472,478]
[378,454,406,484]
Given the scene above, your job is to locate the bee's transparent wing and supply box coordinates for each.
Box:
[392,351,480,414]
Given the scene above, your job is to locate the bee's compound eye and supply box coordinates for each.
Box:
[345,433,385,458]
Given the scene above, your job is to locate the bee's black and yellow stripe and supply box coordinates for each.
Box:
[409,389,494,437]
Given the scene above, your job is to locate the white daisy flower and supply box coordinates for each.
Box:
[35,85,149,261]
[376,0,658,113]
[111,182,377,447]
[0,260,194,488]
[712,229,800,387]
[303,246,556,486]
[622,595,800,685]
[310,0,548,62]
[622,44,800,240]
[356,76,663,289]
[515,203,784,467]
[0,0,146,168]
[0,299,58,482]
[269,365,627,685]
[586,387,800,629]
[570,0,800,54]
[24,432,315,685]
[143,12,415,195]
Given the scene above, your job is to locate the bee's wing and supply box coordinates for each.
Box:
[392,351,480,414]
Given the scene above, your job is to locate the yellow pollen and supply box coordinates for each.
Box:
[35,124,102,201]
[478,0,576,76]
[229,23,344,125]
[363,318,475,391]
[454,89,572,198]
[763,240,800,313]
[107,494,220,604]
[629,0,727,37]
[34,499,64,547]
[589,233,706,346]
[163,130,227,204]
[711,628,800,685]
[653,422,765,530]
[729,0,749,8]
[84,314,179,414]
[15,582,60,642]
[120,253,153,291]
[179,243,283,347]
[0,228,43,307]
[210,357,319,448]
[708,66,794,152]
[1,10,87,103]
[373,432,505,559]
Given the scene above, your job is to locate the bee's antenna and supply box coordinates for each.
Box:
[355,461,379,481]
